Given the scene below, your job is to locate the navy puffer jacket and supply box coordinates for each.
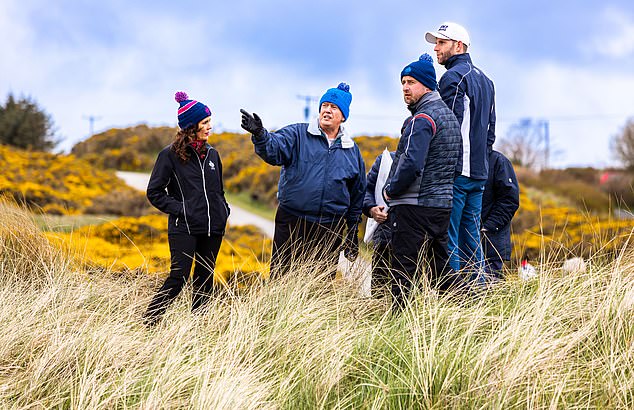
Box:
[384,91,461,209]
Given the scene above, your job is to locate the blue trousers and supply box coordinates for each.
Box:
[448,175,486,275]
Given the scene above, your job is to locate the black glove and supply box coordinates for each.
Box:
[343,225,359,262]
[240,109,265,138]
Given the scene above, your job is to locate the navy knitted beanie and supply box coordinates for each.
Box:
[319,83,352,121]
[175,91,211,130]
[401,54,437,91]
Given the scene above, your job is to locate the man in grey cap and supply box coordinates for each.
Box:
[425,22,497,284]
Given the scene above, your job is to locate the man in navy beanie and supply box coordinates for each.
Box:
[240,83,366,279]
[426,22,497,283]
[383,54,464,308]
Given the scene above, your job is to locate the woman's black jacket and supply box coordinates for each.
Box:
[147,144,230,236]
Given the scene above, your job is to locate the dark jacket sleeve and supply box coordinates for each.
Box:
[487,83,497,149]
[363,154,382,216]
[439,70,466,125]
[483,153,519,232]
[345,149,366,229]
[252,125,298,167]
[146,148,183,217]
[385,116,433,197]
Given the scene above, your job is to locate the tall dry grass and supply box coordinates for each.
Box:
[1,201,633,408]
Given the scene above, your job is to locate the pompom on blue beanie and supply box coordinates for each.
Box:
[319,82,352,121]
[175,91,211,130]
[401,54,437,91]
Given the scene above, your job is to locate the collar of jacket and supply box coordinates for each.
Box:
[186,141,211,151]
[307,117,354,148]
[184,142,211,159]
[407,90,442,115]
[444,52,472,70]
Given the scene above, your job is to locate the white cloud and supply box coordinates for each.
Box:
[590,7,634,59]
[493,60,633,168]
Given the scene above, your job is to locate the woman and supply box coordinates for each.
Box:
[143,91,230,326]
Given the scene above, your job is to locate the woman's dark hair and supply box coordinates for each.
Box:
[171,125,198,162]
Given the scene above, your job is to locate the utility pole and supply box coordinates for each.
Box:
[542,119,550,169]
[83,115,102,138]
[296,95,318,122]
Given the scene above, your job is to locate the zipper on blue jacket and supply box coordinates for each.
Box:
[318,142,335,217]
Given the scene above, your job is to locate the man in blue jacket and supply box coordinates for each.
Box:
[383,54,463,308]
[481,148,519,279]
[426,22,497,280]
[240,83,366,279]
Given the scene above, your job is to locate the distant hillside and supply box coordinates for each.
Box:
[71,124,175,171]
[71,124,400,171]
[71,124,634,212]
[71,125,399,205]
[515,166,634,214]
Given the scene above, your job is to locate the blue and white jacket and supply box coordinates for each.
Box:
[439,53,496,180]
[252,118,366,229]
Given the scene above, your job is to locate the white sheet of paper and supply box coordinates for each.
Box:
[364,148,392,244]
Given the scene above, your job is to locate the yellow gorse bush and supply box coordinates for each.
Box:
[512,189,634,260]
[0,145,141,214]
[48,214,271,285]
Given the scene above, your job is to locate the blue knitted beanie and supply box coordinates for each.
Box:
[175,91,211,130]
[401,54,437,91]
[319,83,352,121]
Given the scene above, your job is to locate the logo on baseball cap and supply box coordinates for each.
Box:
[425,22,471,47]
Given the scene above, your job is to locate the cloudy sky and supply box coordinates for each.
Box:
[1,0,633,168]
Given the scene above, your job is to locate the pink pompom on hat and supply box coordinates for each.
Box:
[175,91,211,130]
